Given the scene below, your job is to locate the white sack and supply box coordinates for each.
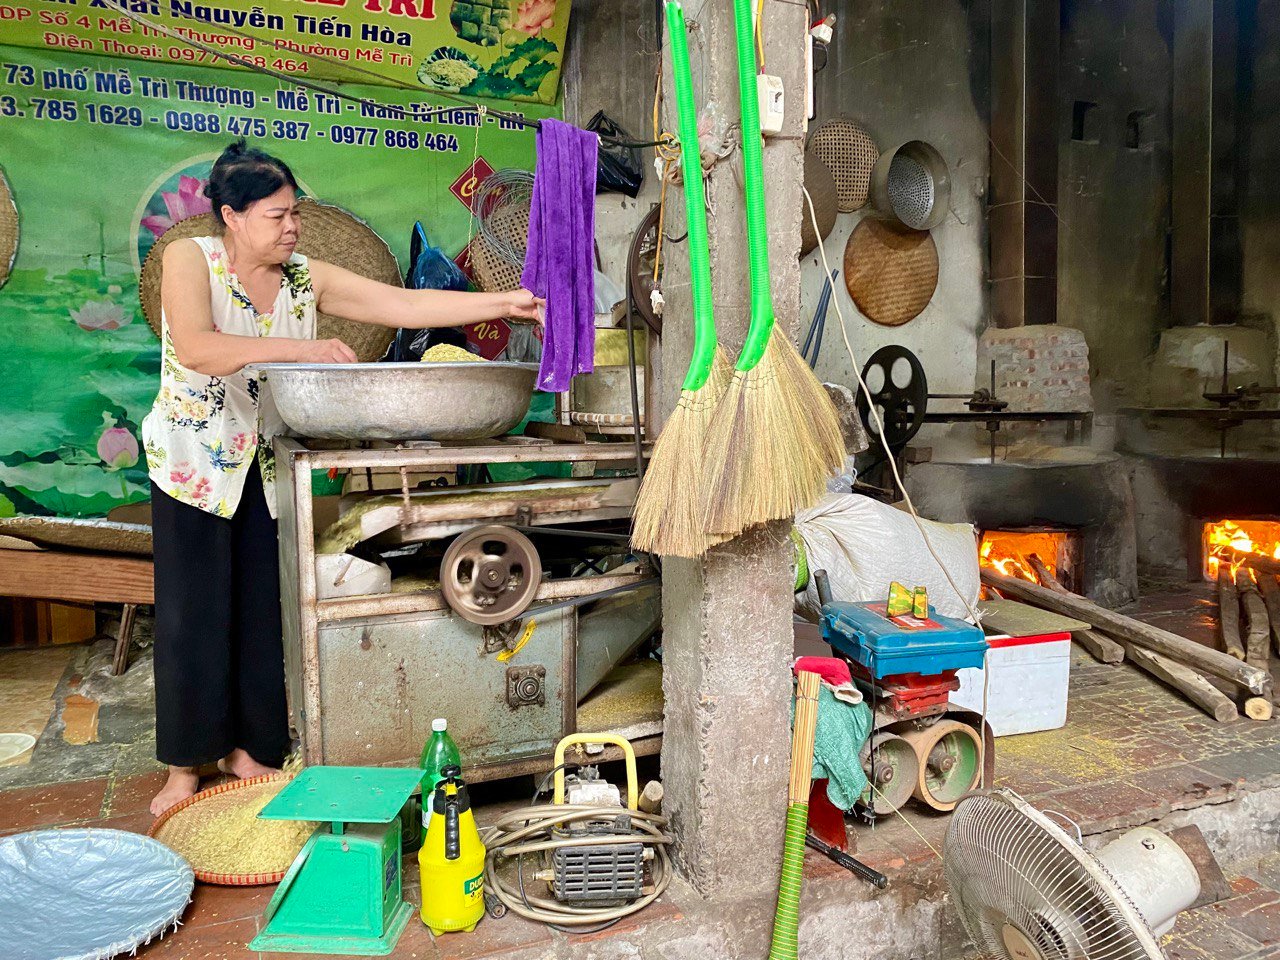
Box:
[795,494,980,622]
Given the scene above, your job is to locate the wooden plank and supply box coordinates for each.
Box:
[0,549,153,605]
[981,568,1271,694]
[1167,825,1234,909]
[977,598,1090,636]
[1123,644,1238,723]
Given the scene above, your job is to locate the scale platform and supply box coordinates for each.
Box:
[249,766,425,956]
[258,766,425,826]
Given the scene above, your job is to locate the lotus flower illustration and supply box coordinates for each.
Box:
[97,413,139,470]
[70,300,129,332]
[141,175,212,238]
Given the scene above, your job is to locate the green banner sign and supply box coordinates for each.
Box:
[0,0,571,104]
[0,41,555,518]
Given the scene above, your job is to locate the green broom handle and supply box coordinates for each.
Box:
[768,802,809,960]
[731,0,775,372]
[666,1,718,392]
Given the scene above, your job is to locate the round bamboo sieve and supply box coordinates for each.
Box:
[148,773,316,886]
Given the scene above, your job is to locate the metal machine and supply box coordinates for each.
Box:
[814,571,993,816]
[855,344,1094,465]
[274,438,662,782]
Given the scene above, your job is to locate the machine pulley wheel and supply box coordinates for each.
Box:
[860,732,920,816]
[900,719,982,812]
[440,524,542,626]
[855,344,928,450]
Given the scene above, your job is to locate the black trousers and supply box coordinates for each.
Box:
[150,462,290,768]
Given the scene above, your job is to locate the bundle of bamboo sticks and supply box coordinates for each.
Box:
[982,559,1277,724]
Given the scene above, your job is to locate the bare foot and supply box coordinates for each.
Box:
[217,748,279,780]
[150,767,200,817]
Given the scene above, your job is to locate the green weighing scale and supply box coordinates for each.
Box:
[248,766,425,956]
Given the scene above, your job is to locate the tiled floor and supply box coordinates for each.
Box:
[1,581,1279,958]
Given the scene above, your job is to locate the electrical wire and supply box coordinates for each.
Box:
[802,187,991,789]
[480,804,674,928]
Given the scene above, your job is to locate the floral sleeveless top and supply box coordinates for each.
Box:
[142,236,316,518]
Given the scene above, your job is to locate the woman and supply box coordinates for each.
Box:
[143,140,541,815]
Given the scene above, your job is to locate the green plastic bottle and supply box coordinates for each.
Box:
[419,718,462,844]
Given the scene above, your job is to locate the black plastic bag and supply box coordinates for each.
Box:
[586,110,644,198]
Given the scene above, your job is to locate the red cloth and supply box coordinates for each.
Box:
[793,656,852,688]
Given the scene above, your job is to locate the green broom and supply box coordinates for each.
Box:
[770,669,822,960]
[700,0,845,538]
[631,0,732,559]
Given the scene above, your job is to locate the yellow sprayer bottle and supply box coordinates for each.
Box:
[419,765,486,935]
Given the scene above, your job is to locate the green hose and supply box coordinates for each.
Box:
[731,0,775,372]
[768,802,809,960]
[666,1,718,392]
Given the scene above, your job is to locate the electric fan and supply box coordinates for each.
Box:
[944,789,1201,960]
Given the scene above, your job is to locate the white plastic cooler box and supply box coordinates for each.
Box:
[951,631,1071,737]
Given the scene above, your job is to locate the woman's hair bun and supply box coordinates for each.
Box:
[204,139,299,228]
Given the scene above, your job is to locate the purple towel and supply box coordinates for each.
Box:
[522,118,598,392]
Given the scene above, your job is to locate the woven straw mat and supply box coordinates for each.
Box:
[149,773,315,886]
[843,218,938,327]
[808,118,879,213]
[139,198,401,362]
[0,166,17,288]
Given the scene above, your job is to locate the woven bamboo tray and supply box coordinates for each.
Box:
[148,773,312,886]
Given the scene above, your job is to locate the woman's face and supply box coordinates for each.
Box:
[222,185,300,264]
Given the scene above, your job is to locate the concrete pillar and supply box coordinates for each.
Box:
[657,0,809,901]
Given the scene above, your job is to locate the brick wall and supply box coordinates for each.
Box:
[977,325,1094,412]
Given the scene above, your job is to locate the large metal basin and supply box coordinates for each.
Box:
[252,362,538,441]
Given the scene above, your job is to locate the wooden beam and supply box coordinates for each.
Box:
[980,568,1271,694]
[0,549,153,605]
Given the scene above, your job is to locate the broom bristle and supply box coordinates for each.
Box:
[772,329,848,476]
[631,348,733,558]
[701,329,847,537]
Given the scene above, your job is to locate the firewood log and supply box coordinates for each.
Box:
[1218,567,1246,661]
[980,569,1271,695]
[1123,645,1238,723]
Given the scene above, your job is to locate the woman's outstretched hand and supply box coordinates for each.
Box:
[296,338,358,364]
[507,289,545,325]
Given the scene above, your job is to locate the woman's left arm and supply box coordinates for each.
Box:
[310,259,541,329]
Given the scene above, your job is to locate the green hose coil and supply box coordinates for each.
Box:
[768,802,809,960]
[731,0,775,372]
[666,1,718,392]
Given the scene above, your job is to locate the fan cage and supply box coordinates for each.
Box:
[944,791,1163,960]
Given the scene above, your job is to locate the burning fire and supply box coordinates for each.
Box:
[979,531,1068,585]
[1203,520,1280,580]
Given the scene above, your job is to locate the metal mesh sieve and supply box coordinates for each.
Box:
[887,153,936,230]
[870,140,951,231]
